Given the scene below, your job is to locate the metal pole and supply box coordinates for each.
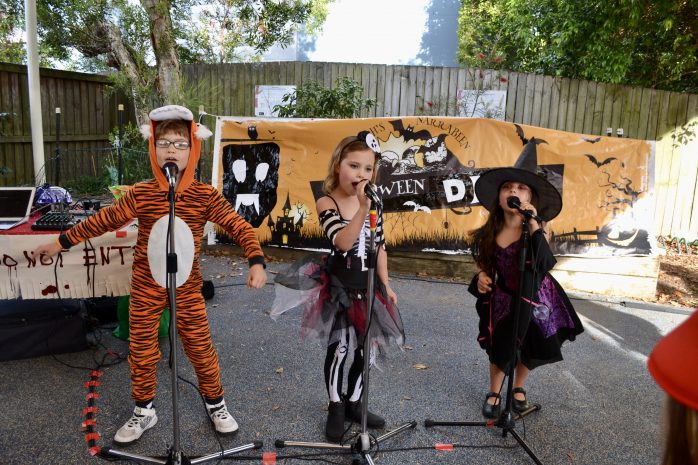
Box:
[117,104,124,184]
[24,0,46,185]
[55,107,61,186]
[196,105,205,182]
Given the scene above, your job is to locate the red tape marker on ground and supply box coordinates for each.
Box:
[435,443,454,451]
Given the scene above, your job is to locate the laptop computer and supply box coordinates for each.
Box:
[0,187,36,230]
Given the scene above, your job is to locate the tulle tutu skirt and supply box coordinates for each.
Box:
[271,254,405,354]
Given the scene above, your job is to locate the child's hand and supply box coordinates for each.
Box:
[477,271,493,294]
[356,179,372,210]
[31,241,63,259]
[246,263,267,289]
[385,285,398,305]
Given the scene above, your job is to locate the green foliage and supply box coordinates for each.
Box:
[273,77,376,119]
[180,0,325,63]
[63,175,110,196]
[107,123,152,185]
[457,0,698,92]
[1,0,333,118]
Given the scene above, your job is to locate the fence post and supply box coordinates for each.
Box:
[118,104,124,184]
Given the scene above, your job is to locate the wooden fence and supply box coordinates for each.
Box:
[0,62,134,187]
[184,62,698,240]
[1,61,696,239]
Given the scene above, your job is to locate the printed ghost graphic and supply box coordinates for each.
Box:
[222,143,280,227]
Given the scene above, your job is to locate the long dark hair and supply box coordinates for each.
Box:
[469,182,541,276]
[662,396,698,465]
[470,198,505,277]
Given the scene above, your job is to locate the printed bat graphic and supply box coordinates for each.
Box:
[390,119,432,142]
[584,154,617,168]
[514,123,547,146]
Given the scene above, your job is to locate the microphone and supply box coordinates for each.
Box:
[352,180,382,205]
[507,196,542,223]
[162,162,178,187]
[364,182,382,205]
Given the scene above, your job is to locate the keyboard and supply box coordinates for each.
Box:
[31,212,79,231]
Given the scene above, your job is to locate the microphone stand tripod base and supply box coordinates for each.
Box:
[101,442,263,465]
[275,420,417,464]
[424,404,542,464]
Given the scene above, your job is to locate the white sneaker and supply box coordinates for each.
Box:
[206,399,238,434]
[113,406,158,445]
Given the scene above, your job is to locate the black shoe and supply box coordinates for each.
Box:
[482,392,501,419]
[325,401,345,442]
[512,387,531,413]
[344,397,386,428]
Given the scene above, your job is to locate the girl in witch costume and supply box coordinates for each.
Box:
[32,105,267,444]
[468,139,583,419]
[271,133,404,443]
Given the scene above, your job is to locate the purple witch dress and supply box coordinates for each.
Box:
[469,229,584,371]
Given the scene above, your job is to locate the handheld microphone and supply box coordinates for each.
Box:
[364,182,381,205]
[507,196,542,223]
[162,162,178,187]
[353,180,382,205]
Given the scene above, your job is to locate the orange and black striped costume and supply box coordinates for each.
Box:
[61,181,263,402]
[58,110,264,404]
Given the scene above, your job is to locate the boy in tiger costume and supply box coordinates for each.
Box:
[32,105,267,444]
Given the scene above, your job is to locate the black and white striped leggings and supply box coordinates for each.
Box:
[324,326,364,403]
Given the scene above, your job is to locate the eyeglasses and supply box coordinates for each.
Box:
[155,139,190,150]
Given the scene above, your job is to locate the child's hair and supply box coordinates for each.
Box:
[661,396,698,465]
[154,120,190,140]
[470,180,540,275]
[322,137,376,194]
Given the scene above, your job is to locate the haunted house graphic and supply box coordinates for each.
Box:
[268,193,305,247]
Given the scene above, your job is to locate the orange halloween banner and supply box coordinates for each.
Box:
[211,117,654,257]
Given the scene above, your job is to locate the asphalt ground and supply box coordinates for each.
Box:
[0,252,692,465]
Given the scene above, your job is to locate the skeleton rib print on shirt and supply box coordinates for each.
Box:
[319,206,385,288]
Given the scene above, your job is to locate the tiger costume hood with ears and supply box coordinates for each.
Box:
[140,105,213,193]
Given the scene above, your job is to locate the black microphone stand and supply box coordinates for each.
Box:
[101,179,262,465]
[425,216,544,465]
[275,200,416,464]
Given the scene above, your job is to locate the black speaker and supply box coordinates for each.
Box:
[0,299,87,361]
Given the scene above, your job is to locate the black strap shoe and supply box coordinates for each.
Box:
[512,387,531,413]
[482,392,501,419]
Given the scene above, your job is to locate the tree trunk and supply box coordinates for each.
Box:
[141,0,183,105]
[102,24,151,125]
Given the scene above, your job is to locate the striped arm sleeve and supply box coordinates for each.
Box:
[206,189,265,267]
[63,190,138,247]
[319,209,344,246]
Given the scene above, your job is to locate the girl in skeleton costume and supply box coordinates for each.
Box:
[271,134,404,443]
[32,105,267,445]
[469,140,583,420]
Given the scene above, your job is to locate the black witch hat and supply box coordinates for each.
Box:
[475,139,562,221]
